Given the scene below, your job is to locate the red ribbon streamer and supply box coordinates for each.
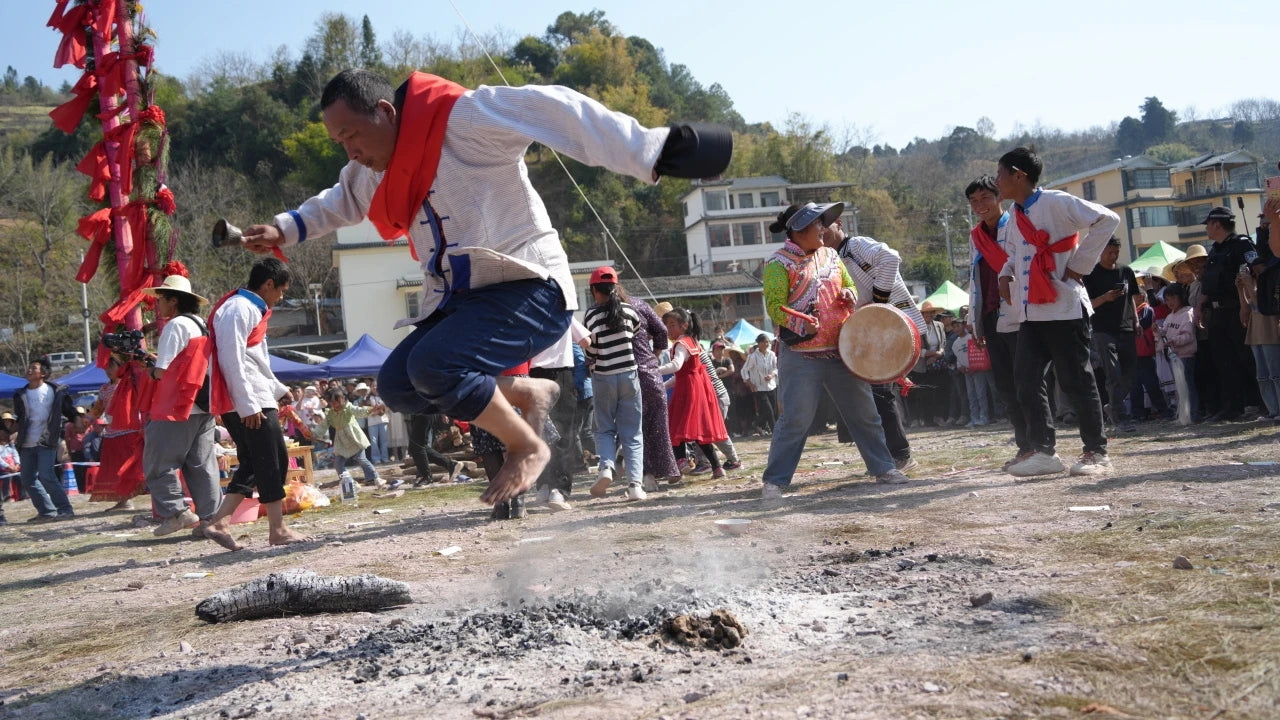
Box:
[1013,208,1079,305]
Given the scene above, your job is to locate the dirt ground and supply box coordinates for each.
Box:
[1,418,1278,720]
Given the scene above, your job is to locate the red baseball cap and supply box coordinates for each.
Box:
[589,266,619,285]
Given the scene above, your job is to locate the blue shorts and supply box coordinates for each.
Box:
[378,278,571,421]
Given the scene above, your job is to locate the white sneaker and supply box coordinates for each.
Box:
[761,483,784,500]
[590,468,613,498]
[546,489,572,511]
[624,483,647,501]
[641,474,660,493]
[1007,452,1067,477]
[1069,452,1112,476]
[876,468,910,484]
[535,485,551,505]
[894,457,919,473]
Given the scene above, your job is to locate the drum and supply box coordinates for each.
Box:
[838,304,921,383]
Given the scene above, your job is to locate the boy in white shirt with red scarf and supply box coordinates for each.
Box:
[995,147,1120,477]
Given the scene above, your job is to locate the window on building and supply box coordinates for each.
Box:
[709,224,731,247]
[405,291,420,319]
[1180,203,1213,227]
[760,191,781,207]
[734,222,761,245]
[1127,169,1171,190]
[712,259,763,274]
[704,190,728,211]
[1227,165,1258,191]
[737,193,755,209]
[1130,205,1176,228]
[735,292,756,306]
[1082,180,1096,201]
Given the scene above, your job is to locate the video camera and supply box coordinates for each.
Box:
[101,330,154,366]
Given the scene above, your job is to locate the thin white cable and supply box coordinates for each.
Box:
[446,0,660,301]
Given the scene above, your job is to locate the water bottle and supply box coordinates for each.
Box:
[339,471,357,505]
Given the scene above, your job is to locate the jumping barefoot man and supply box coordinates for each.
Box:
[201,257,311,548]
[239,69,730,506]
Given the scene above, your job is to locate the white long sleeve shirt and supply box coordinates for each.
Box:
[836,235,926,331]
[273,84,669,328]
[212,290,289,418]
[998,189,1121,323]
[740,348,777,391]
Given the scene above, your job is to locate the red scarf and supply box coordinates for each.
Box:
[969,222,1008,274]
[367,72,467,254]
[1014,207,1078,304]
[149,334,211,422]
[206,290,272,416]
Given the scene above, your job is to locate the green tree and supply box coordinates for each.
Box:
[1145,142,1197,164]
[359,15,381,69]
[546,10,615,47]
[1140,96,1177,145]
[904,252,953,287]
[1232,120,1255,146]
[510,36,558,79]
[1116,116,1145,156]
[282,121,347,192]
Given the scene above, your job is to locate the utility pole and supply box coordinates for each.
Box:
[939,210,954,279]
[79,251,92,361]
[601,231,609,261]
[308,283,323,335]
[851,206,860,236]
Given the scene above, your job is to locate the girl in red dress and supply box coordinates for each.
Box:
[88,354,148,510]
[658,308,728,479]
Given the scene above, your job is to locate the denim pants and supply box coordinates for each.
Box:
[763,346,894,487]
[19,445,72,517]
[335,450,379,483]
[1251,344,1280,417]
[1014,318,1107,456]
[592,369,644,487]
[365,423,388,463]
[379,279,571,420]
[965,371,996,424]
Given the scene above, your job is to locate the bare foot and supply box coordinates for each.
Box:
[479,438,550,504]
[500,377,560,436]
[269,528,315,546]
[199,523,244,551]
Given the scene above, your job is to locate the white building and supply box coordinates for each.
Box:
[680,176,860,276]
[331,220,604,349]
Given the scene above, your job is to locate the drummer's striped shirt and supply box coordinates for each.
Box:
[584,302,640,375]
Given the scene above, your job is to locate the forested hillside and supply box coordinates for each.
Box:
[0,9,1277,369]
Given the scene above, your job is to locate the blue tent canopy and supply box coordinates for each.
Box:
[0,372,27,399]
[51,364,109,395]
[724,318,771,347]
[270,354,329,383]
[319,334,393,379]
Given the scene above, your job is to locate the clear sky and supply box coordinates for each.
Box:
[7,0,1277,148]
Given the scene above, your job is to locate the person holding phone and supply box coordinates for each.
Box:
[1084,237,1143,432]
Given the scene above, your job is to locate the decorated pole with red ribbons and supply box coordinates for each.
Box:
[48,0,177,355]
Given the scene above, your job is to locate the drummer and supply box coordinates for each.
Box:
[759,202,909,501]
[821,216,923,473]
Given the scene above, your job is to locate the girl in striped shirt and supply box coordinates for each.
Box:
[581,267,647,501]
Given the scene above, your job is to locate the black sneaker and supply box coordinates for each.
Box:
[26,515,57,523]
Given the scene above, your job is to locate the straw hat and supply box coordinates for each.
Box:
[920,301,941,314]
[1183,244,1208,261]
[142,271,208,305]
[653,301,674,317]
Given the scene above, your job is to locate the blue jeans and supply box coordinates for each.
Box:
[366,423,388,463]
[379,279,571,420]
[1252,344,1280,418]
[592,370,644,486]
[763,346,894,487]
[19,446,72,517]
[335,450,379,482]
[965,371,995,424]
